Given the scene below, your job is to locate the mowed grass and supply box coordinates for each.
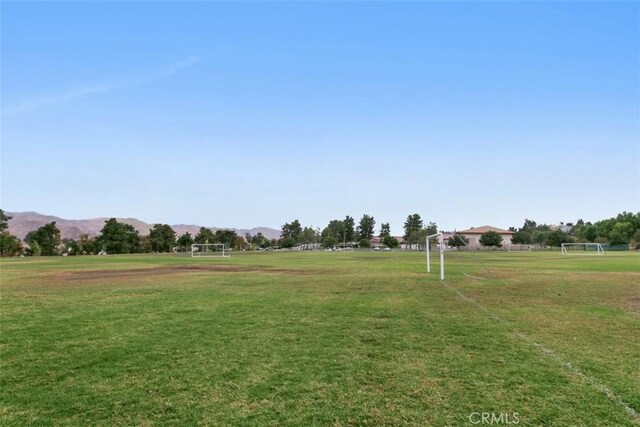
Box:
[1,251,638,426]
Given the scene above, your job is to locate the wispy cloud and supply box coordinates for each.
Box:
[2,85,114,115]
[2,56,202,116]
[158,56,201,78]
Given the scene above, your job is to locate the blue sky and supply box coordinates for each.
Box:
[2,1,638,234]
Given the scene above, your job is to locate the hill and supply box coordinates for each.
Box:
[5,211,280,241]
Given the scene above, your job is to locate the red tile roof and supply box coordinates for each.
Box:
[455,225,513,235]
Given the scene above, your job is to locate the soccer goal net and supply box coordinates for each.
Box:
[561,243,604,255]
[426,232,445,280]
[191,243,230,258]
[508,244,532,252]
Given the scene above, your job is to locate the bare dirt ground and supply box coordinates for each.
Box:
[49,264,316,281]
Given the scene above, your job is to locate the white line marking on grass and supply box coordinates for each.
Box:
[441,280,640,421]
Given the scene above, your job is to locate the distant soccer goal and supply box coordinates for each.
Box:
[426,232,445,280]
[508,244,532,252]
[342,245,354,252]
[191,243,230,258]
[561,243,604,255]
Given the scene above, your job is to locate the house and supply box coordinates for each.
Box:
[550,224,573,233]
[371,235,405,249]
[451,225,513,249]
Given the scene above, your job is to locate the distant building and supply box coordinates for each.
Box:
[550,224,573,233]
[451,225,514,249]
[371,236,404,249]
[371,236,383,248]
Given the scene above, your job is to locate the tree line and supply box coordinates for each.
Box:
[0,212,247,257]
[0,211,429,256]
[508,212,640,248]
[1,209,638,256]
[278,213,438,250]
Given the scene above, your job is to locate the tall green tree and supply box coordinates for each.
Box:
[321,233,338,248]
[280,237,296,248]
[177,232,194,251]
[512,218,551,245]
[301,227,316,248]
[612,222,634,241]
[62,238,80,256]
[343,216,355,243]
[575,224,597,242]
[383,236,400,248]
[479,231,503,248]
[545,230,571,247]
[96,218,141,254]
[234,235,247,251]
[29,241,41,256]
[531,230,549,245]
[379,223,391,239]
[631,230,640,249]
[403,214,424,248]
[607,230,628,246]
[357,214,375,240]
[322,219,346,247]
[521,219,538,232]
[511,230,533,244]
[447,234,469,248]
[0,210,21,257]
[149,224,176,252]
[78,234,97,254]
[415,223,438,250]
[214,229,238,249]
[177,232,194,249]
[281,220,303,244]
[590,212,639,242]
[139,236,152,253]
[378,222,398,248]
[358,238,371,248]
[250,232,271,249]
[25,222,61,256]
[0,233,21,257]
[194,227,216,244]
[0,210,10,232]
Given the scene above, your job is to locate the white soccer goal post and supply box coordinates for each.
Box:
[191,243,230,258]
[342,245,354,252]
[508,244,532,252]
[438,232,495,281]
[426,232,445,280]
[561,243,604,255]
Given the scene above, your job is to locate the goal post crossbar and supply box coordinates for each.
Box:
[191,243,230,258]
[508,244,532,252]
[425,232,444,280]
[561,243,604,255]
[441,232,496,281]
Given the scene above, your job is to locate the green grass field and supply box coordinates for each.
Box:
[1,251,639,426]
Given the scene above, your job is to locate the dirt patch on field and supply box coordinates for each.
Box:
[626,296,640,313]
[50,265,314,281]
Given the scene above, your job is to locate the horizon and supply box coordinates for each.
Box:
[5,209,633,238]
[2,2,639,234]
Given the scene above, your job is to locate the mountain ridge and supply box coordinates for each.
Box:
[5,211,281,241]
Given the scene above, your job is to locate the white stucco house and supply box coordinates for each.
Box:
[448,225,513,249]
